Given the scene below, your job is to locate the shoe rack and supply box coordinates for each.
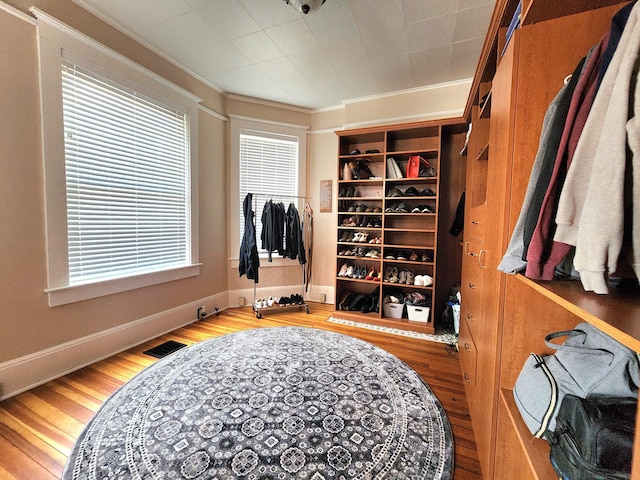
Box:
[335,121,466,334]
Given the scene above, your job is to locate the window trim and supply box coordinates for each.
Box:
[34,9,202,306]
[229,115,308,264]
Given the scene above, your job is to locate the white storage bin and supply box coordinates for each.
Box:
[407,305,431,323]
[383,302,405,319]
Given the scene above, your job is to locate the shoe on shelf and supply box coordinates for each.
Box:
[389,267,399,283]
[339,292,354,310]
[338,263,349,277]
[422,274,434,286]
[421,252,433,262]
[421,205,434,213]
[420,188,436,196]
[405,270,415,285]
[395,202,408,213]
[396,251,408,260]
[398,270,406,284]
[384,266,393,282]
[409,251,419,261]
[403,186,419,196]
[385,252,396,259]
[411,205,423,213]
[365,267,375,281]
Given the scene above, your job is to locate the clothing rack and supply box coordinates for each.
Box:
[250,192,313,319]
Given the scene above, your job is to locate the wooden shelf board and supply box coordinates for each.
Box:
[500,388,558,480]
[382,282,433,291]
[522,0,627,26]
[335,277,381,284]
[338,179,383,185]
[386,148,439,156]
[384,228,436,233]
[516,275,640,352]
[382,258,434,266]
[384,196,436,200]
[385,177,438,183]
[337,197,383,202]
[385,243,435,250]
[338,153,384,159]
[337,226,382,231]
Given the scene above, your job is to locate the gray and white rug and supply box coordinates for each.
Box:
[64,327,453,479]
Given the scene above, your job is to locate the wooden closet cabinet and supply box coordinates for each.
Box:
[335,121,466,334]
[461,1,640,479]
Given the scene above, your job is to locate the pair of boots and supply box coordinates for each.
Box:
[338,289,380,313]
[343,159,374,180]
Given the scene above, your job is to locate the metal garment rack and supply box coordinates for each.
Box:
[251,192,312,319]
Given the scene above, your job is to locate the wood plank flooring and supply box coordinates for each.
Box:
[0,303,483,479]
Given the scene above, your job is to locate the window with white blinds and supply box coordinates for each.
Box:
[61,60,191,284]
[239,130,299,251]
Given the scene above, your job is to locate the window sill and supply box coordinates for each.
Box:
[45,264,201,307]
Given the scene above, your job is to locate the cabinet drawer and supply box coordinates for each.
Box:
[466,209,486,241]
[462,254,483,304]
[458,318,477,388]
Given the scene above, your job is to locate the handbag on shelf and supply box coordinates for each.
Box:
[548,394,636,480]
[406,155,437,178]
[407,155,421,178]
[513,322,640,438]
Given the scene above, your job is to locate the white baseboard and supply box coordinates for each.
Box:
[0,292,228,401]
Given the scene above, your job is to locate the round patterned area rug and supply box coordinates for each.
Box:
[64,327,453,479]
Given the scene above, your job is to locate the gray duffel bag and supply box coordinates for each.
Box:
[514,322,640,438]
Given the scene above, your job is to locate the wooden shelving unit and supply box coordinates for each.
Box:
[459,1,639,479]
[335,121,466,335]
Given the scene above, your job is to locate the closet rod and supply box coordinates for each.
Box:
[251,192,313,200]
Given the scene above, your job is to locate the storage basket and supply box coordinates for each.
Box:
[383,302,405,319]
[407,304,430,323]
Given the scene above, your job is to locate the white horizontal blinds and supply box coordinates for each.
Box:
[61,60,190,284]
[239,130,299,251]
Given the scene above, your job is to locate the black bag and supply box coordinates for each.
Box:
[548,394,636,480]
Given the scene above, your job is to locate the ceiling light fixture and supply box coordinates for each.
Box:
[283,0,326,15]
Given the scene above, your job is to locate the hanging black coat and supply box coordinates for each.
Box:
[284,203,307,264]
[239,193,259,282]
[261,200,286,261]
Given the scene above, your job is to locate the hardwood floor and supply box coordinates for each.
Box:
[0,303,483,479]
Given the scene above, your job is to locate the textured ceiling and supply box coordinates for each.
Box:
[75,0,496,110]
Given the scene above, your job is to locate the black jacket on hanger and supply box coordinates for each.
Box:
[239,193,259,282]
[285,203,306,264]
[261,200,286,261]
